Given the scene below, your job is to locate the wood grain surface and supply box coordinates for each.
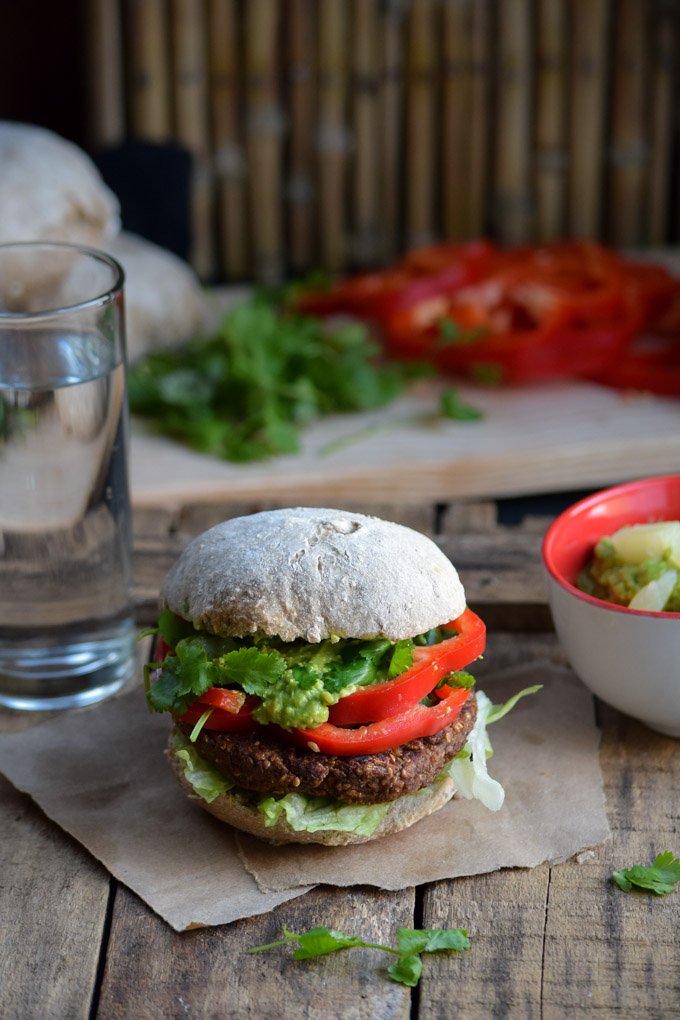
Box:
[1,497,678,1019]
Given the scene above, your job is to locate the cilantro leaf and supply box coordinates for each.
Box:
[470,361,504,386]
[146,639,219,713]
[438,670,476,691]
[437,319,489,347]
[396,927,470,954]
[322,639,392,693]
[387,955,422,986]
[439,386,484,421]
[290,927,366,960]
[248,924,471,987]
[612,852,680,895]
[214,647,287,695]
[388,640,414,679]
[157,609,195,648]
[248,926,372,959]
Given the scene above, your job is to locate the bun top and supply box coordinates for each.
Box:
[161,507,466,642]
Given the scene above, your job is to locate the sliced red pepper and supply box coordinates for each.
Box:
[293,685,471,756]
[620,260,680,322]
[298,685,470,755]
[175,695,258,733]
[328,608,485,725]
[155,637,171,661]
[594,342,680,396]
[193,687,246,714]
[295,241,496,322]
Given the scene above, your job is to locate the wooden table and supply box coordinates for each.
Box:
[2,496,679,1019]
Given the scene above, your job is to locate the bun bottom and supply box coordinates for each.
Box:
[168,739,457,846]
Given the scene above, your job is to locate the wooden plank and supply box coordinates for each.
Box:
[129,381,680,510]
[0,773,109,1020]
[97,884,413,1019]
[437,529,548,603]
[420,868,549,1017]
[540,705,680,1015]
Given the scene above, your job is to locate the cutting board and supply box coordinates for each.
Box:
[129,379,680,508]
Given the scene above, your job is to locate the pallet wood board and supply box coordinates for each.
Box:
[130,379,680,508]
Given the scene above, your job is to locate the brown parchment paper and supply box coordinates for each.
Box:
[236,661,611,892]
[0,660,610,932]
[0,692,308,931]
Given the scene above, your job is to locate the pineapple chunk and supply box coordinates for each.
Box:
[629,569,678,611]
[610,521,680,569]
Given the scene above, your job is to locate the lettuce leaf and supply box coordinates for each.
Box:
[486,684,542,725]
[446,691,505,811]
[447,684,541,811]
[171,732,234,802]
[259,792,390,836]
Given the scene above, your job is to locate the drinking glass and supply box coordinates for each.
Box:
[0,242,136,709]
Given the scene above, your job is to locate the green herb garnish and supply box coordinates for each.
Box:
[612,852,680,895]
[248,925,471,987]
[470,361,504,386]
[128,294,419,463]
[437,318,489,346]
[439,386,484,421]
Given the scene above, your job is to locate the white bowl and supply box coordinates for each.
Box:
[543,474,680,738]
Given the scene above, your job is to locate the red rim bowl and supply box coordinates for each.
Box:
[542,473,680,619]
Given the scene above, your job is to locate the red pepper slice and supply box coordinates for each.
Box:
[193,687,246,714]
[295,241,496,322]
[292,685,471,756]
[328,608,485,725]
[175,696,257,733]
[594,342,680,396]
[155,637,171,661]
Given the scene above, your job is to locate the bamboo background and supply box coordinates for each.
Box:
[84,0,680,283]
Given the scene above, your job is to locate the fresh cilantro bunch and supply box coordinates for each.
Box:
[612,852,680,895]
[128,293,421,462]
[248,925,471,987]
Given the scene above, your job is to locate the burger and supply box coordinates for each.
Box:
[146,507,522,846]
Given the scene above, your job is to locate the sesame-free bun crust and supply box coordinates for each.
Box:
[168,738,457,846]
[161,508,465,642]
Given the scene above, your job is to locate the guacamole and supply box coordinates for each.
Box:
[577,523,680,612]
